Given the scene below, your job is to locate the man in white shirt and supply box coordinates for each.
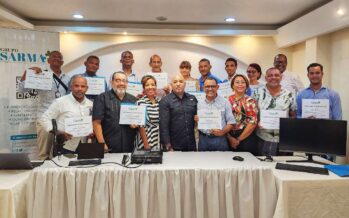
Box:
[18,51,71,160]
[273,54,304,96]
[147,54,170,98]
[39,75,93,156]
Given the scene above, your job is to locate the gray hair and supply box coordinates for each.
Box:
[111,71,128,81]
[70,74,87,87]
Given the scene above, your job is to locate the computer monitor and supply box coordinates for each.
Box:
[279,118,347,164]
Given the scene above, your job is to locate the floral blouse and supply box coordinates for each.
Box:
[228,94,258,130]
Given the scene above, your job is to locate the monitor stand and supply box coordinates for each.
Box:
[286,154,327,165]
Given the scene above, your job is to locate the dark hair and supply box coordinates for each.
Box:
[149,54,161,64]
[225,57,237,66]
[86,55,99,62]
[179,60,192,69]
[199,58,210,65]
[274,54,287,63]
[111,71,127,81]
[204,77,217,85]
[230,74,250,91]
[248,63,262,79]
[266,67,281,75]
[121,50,133,58]
[307,63,323,72]
[141,75,157,89]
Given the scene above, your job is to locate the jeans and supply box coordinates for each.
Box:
[198,133,230,151]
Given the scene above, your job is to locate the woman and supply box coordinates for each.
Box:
[227,74,259,155]
[179,61,200,92]
[247,63,264,95]
[136,75,161,150]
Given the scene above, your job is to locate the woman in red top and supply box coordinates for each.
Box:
[227,74,259,155]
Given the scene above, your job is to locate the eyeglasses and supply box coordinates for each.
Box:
[247,70,258,74]
[114,79,127,83]
[204,85,217,90]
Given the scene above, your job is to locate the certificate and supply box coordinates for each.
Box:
[198,109,222,130]
[302,99,329,119]
[24,69,53,90]
[260,110,288,129]
[85,77,105,95]
[188,91,206,102]
[147,72,168,89]
[217,81,233,99]
[127,82,143,97]
[64,116,93,137]
[185,80,197,92]
[119,104,146,126]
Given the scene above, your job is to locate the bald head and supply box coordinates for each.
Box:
[171,74,186,96]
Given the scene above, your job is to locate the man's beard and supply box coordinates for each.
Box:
[113,87,126,95]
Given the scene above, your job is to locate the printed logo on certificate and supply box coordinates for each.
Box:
[260,110,288,130]
[127,82,143,96]
[119,104,146,126]
[64,116,93,137]
[24,69,53,90]
[85,77,105,95]
[197,109,222,130]
[302,99,330,119]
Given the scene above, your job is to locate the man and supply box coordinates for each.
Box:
[39,75,93,154]
[253,67,296,156]
[224,57,238,82]
[148,54,171,97]
[19,50,71,160]
[197,78,235,151]
[120,50,138,82]
[93,71,137,153]
[273,54,304,95]
[159,74,198,151]
[297,63,342,120]
[198,58,223,91]
[80,55,107,101]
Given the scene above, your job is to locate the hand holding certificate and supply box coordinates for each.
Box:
[119,104,146,126]
[64,116,93,137]
[85,77,105,95]
[302,99,329,119]
[24,69,53,90]
[198,109,222,130]
[260,110,288,129]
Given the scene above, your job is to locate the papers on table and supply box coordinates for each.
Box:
[188,91,206,102]
[260,110,288,130]
[198,109,222,130]
[119,104,146,126]
[64,116,93,137]
[217,81,233,99]
[147,72,168,89]
[24,69,53,90]
[185,80,197,92]
[302,99,329,119]
[85,77,105,95]
[127,82,143,97]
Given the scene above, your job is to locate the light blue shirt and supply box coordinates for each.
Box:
[296,86,342,120]
[197,95,236,134]
[199,73,223,91]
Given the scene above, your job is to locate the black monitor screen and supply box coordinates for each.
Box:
[279,118,347,156]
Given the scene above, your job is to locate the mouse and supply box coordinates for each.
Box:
[232,156,244,161]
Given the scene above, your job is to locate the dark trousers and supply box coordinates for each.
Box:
[230,130,258,156]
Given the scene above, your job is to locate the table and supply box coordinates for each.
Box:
[26,152,277,218]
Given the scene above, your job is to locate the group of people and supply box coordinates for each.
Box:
[19,50,342,160]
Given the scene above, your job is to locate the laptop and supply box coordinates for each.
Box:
[76,142,104,159]
[0,153,44,170]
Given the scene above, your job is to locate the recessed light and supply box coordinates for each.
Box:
[123,32,128,35]
[63,31,68,34]
[337,8,345,16]
[73,13,84,19]
[225,17,236,22]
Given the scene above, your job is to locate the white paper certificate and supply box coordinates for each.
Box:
[260,110,288,130]
[185,80,197,92]
[188,91,206,102]
[24,69,53,90]
[147,73,168,89]
[119,104,146,126]
[85,77,105,95]
[302,99,330,119]
[198,109,222,130]
[127,82,143,96]
[217,81,233,99]
[64,116,93,137]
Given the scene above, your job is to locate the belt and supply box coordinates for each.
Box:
[199,132,217,138]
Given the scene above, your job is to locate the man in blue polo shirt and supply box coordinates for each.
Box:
[198,58,222,91]
[296,63,342,120]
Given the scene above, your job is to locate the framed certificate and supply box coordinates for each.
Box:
[302,99,329,119]
[24,69,53,90]
[119,104,146,126]
[198,109,222,130]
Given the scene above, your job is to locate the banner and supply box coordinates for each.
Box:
[0,27,59,158]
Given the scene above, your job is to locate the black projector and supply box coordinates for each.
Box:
[131,149,163,164]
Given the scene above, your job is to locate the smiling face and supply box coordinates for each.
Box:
[247,66,260,82]
[70,76,88,101]
[120,51,134,68]
[47,51,64,69]
[199,60,211,77]
[144,78,157,98]
[203,78,218,99]
[84,57,99,75]
[307,66,323,86]
[171,74,186,96]
[149,55,162,72]
[265,68,282,88]
[273,55,287,73]
[225,60,237,78]
[232,75,247,95]
[110,72,128,95]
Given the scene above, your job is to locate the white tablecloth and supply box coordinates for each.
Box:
[26,152,277,218]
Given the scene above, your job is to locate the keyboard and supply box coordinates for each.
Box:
[275,163,329,175]
[68,159,101,166]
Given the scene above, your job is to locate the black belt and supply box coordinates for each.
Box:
[199,132,217,138]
